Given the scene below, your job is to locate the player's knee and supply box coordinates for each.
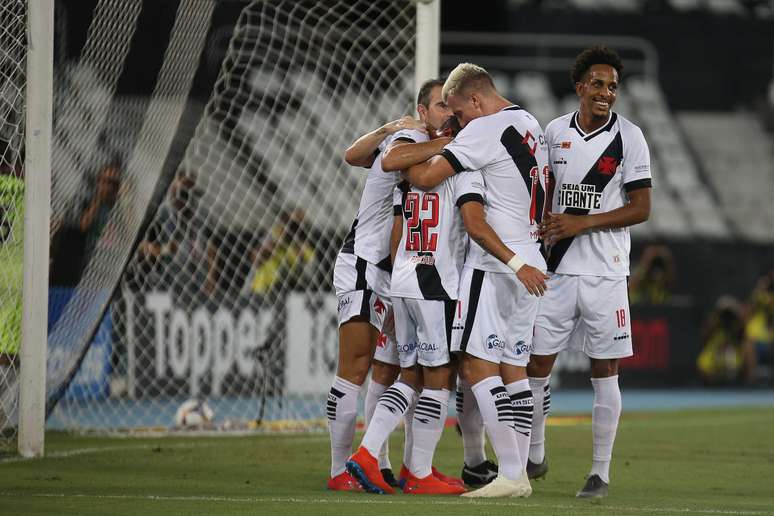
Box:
[372,360,400,385]
[590,358,619,378]
[527,354,556,377]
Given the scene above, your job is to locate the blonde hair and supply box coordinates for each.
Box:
[442,63,495,101]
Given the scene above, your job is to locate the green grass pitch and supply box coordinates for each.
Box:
[1,407,773,516]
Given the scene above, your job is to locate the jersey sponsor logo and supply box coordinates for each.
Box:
[596,156,619,176]
[557,183,602,210]
[486,333,504,350]
[337,296,351,313]
[512,340,531,356]
[397,341,439,353]
[409,255,436,266]
[398,342,418,354]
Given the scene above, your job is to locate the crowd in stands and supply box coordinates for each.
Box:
[695,272,774,386]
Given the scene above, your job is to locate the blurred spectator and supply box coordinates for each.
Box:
[630,244,676,305]
[50,160,122,287]
[136,172,209,295]
[243,209,315,304]
[80,161,121,257]
[697,296,746,385]
[742,271,774,384]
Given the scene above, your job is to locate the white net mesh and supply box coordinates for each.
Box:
[39,0,419,434]
[0,0,26,450]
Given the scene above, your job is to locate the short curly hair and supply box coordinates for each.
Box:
[571,46,623,85]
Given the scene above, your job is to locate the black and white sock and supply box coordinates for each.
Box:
[361,382,416,462]
[528,375,550,464]
[590,375,621,484]
[327,376,361,477]
[364,378,391,470]
[410,388,450,478]
[505,379,534,473]
[470,376,523,480]
[456,379,486,467]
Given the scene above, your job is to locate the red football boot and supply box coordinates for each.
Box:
[327,471,363,492]
[401,469,466,495]
[432,466,465,488]
[345,447,395,494]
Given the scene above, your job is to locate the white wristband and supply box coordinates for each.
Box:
[507,254,525,273]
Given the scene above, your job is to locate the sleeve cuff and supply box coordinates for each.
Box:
[624,178,652,193]
[441,149,466,173]
[456,193,485,207]
[393,137,416,144]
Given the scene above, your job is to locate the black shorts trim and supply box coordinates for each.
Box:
[459,269,485,352]
[355,256,368,290]
[444,299,456,352]
[359,289,372,319]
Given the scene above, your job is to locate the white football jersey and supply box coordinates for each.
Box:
[340,129,429,267]
[441,106,550,273]
[544,111,652,276]
[391,171,485,300]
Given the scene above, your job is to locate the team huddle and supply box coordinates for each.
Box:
[327,46,652,498]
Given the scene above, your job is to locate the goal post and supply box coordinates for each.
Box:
[5,0,441,443]
[18,0,54,458]
[414,0,441,99]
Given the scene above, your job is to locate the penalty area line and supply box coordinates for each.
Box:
[0,492,770,515]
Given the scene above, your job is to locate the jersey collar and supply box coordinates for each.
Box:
[570,111,618,141]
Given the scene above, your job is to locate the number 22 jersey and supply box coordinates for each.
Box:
[390,172,485,300]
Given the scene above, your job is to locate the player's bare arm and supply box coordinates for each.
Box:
[381,136,452,172]
[460,200,548,296]
[344,115,427,168]
[402,154,456,191]
[540,187,650,242]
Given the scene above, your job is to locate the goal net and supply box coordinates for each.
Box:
[0,0,26,449]
[2,0,425,445]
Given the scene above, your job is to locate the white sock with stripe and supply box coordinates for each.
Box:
[361,381,417,461]
[470,376,523,480]
[505,379,534,474]
[456,379,486,467]
[364,378,391,470]
[327,376,361,477]
[410,388,450,478]
[528,375,550,464]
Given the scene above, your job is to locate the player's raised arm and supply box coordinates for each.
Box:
[460,201,548,296]
[344,116,427,168]
[401,154,457,191]
[381,136,451,172]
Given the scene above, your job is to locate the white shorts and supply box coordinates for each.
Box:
[373,307,399,366]
[393,297,456,368]
[451,268,538,367]
[333,252,391,330]
[533,273,633,359]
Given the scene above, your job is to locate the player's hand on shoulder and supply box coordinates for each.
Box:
[388,116,427,135]
[515,264,549,296]
[539,212,589,243]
